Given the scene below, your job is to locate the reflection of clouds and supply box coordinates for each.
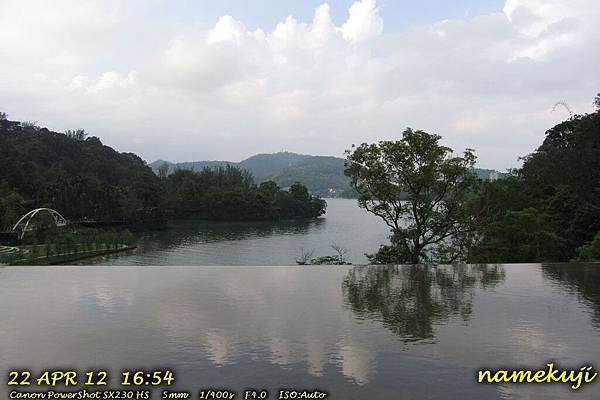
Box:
[496,384,516,400]
[0,267,148,368]
[267,337,293,367]
[92,285,133,309]
[508,323,546,351]
[154,302,206,344]
[305,337,326,377]
[205,330,239,366]
[507,322,568,364]
[337,341,376,385]
[149,267,371,379]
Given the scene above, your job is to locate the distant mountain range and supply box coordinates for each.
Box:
[149,152,506,198]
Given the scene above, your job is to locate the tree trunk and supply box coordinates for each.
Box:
[411,244,421,264]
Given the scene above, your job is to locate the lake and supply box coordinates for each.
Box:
[1,263,599,399]
[84,198,390,266]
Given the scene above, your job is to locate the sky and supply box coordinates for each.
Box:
[0,0,598,170]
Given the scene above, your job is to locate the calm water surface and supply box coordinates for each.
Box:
[1,263,599,399]
[84,198,389,265]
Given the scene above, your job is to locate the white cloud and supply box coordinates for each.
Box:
[340,0,384,44]
[0,0,598,169]
[87,71,138,93]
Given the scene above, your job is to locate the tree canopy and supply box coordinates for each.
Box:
[0,118,162,228]
[345,128,478,264]
[163,166,326,220]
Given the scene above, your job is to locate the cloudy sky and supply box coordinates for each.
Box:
[0,0,598,170]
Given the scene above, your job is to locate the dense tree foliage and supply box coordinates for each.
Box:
[0,118,163,229]
[0,117,326,235]
[471,96,600,262]
[163,167,326,220]
[575,231,600,262]
[345,128,479,264]
[0,180,25,231]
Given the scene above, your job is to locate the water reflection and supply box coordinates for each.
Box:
[3,265,600,399]
[542,263,600,327]
[139,218,326,251]
[86,218,330,265]
[83,199,391,265]
[342,264,506,342]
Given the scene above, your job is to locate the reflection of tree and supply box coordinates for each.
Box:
[542,264,600,326]
[139,217,326,252]
[342,264,505,342]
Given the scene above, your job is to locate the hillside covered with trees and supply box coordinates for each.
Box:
[0,117,163,230]
[0,115,326,232]
[470,95,600,262]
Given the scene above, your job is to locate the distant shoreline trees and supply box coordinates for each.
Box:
[163,166,326,221]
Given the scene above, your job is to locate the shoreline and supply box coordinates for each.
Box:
[12,245,137,266]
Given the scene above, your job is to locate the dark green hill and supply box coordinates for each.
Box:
[239,152,310,181]
[0,119,163,229]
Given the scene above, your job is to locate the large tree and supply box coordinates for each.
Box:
[345,128,478,264]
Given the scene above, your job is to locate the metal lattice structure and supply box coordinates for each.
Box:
[552,101,573,118]
[12,208,68,239]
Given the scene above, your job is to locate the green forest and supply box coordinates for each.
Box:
[470,95,600,263]
[162,167,327,220]
[0,116,326,235]
[345,93,600,264]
